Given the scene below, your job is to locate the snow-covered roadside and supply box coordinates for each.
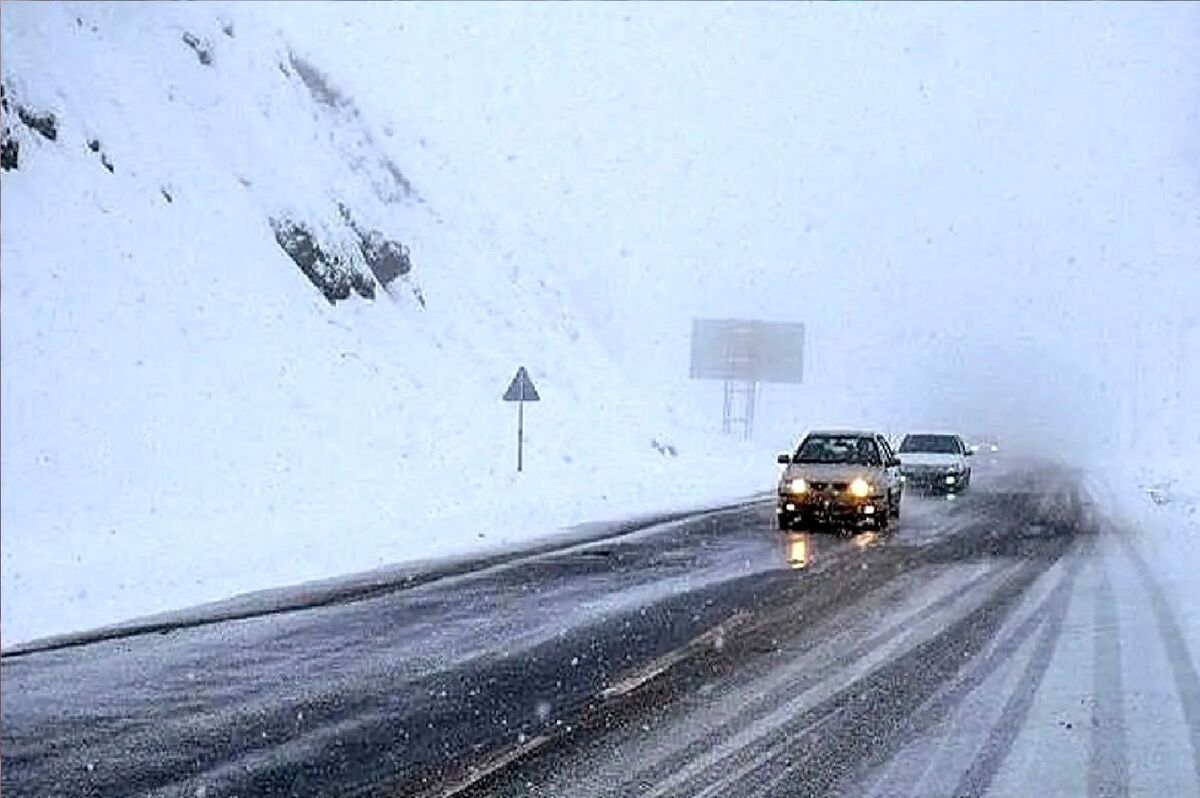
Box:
[2,451,774,649]
[2,475,771,655]
[0,3,781,648]
[1085,458,1200,664]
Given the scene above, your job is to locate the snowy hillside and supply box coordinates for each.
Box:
[0,3,766,645]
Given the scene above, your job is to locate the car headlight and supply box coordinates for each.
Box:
[849,478,871,498]
[787,478,809,495]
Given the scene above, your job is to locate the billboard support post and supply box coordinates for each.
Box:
[722,379,757,440]
[690,319,804,440]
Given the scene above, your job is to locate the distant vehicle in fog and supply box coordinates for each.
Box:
[970,436,1001,453]
[776,430,903,532]
[897,433,973,493]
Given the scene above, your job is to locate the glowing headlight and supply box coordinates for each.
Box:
[787,478,809,494]
[849,478,871,498]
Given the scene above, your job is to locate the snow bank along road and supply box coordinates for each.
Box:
[3,464,1198,797]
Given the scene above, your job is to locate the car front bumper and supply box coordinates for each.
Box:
[901,469,967,492]
[776,492,885,524]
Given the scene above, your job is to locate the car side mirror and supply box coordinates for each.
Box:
[964,449,974,457]
[777,453,791,465]
[889,457,902,467]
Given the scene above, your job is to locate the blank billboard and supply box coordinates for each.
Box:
[689,319,804,384]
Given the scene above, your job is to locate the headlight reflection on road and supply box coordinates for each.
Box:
[785,533,813,569]
[852,531,880,550]
[785,530,882,569]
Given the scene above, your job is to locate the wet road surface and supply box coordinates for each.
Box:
[3,463,1197,797]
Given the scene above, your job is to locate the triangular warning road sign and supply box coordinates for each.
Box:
[503,366,540,402]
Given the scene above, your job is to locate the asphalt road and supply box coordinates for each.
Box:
[3,461,1196,797]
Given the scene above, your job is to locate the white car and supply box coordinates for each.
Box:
[897,433,973,493]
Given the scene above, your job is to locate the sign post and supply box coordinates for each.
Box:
[502,366,540,472]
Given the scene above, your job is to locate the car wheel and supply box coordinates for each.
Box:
[777,514,792,532]
[874,502,891,532]
[891,490,902,519]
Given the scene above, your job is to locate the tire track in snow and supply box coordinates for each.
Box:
[1088,549,1129,798]
[465,481,1083,798]
[706,545,1082,798]
[637,563,1018,798]
[850,556,1072,798]
[1115,532,1200,789]
[948,539,1085,798]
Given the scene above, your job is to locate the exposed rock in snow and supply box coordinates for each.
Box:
[271,217,375,304]
[181,31,213,66]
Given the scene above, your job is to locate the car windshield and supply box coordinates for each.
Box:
[795,436,880,465]
[899,435,962,454]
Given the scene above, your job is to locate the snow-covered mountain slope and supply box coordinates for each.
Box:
[0,3,766,645]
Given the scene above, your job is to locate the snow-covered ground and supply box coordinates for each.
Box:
[1086,460,1200,665]
[0,3,774,647]
[3,2,1196,658]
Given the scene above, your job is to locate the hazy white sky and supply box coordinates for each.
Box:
[271,1,1199,453]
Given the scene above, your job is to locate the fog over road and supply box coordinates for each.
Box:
[3,460,1197,798]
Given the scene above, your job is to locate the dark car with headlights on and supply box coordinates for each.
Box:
[776,431,903,531]
[897,432,973,493]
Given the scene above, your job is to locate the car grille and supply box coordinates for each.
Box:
[808,481,848,492]
[902,465,946,475]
